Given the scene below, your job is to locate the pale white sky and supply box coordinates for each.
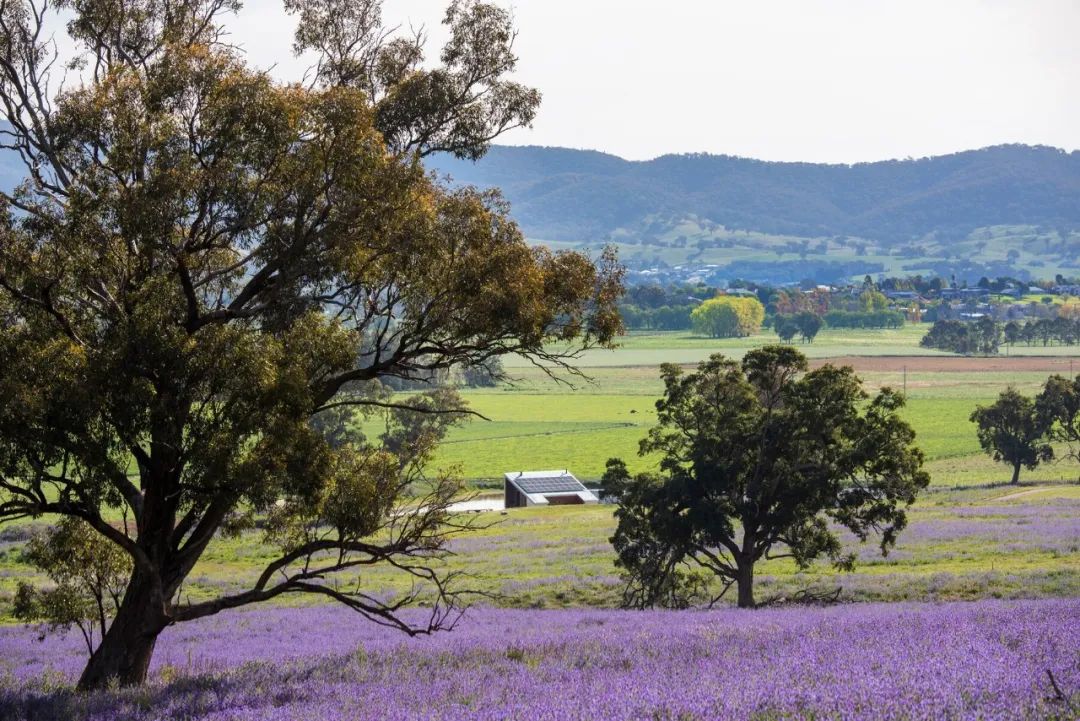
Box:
[229,0,1079,163]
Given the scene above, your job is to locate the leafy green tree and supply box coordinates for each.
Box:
[0,0,622,689]
[603,347,928,609]
[14,518,131,656]
[774,314,799,343]
[858,290,888,312]
[1004,321,1022,347]
[795,311,822,343]
[970,388,1053,484]
[975,316,1002,354]
[692,299,740,338]
[690,296,764,338]
[1036,374,1080,467]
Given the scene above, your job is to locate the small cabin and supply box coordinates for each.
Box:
[503,470,599,508]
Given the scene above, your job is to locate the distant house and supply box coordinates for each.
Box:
[503,470,599,508]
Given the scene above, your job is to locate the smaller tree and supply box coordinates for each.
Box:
[795,311,822,343]
[1004,321,1021,347]
[1036,374,1080,468]
[13,518,131,656]
[604,347,928,609]
[970,388,1053,484]
[774,314,799,343]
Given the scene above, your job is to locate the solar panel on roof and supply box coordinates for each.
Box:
[515,476,583,494]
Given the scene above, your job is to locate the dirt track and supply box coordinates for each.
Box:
[808,356,1080,374]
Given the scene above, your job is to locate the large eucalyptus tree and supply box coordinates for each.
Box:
[0,0,622,688]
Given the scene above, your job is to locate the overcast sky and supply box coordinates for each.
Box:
[233,0,1079,163]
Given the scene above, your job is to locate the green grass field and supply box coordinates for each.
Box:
[423,338,1080,484]
[506,327,1080,369]
[1,326,1077,620]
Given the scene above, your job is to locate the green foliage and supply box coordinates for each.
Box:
[690,296,765,338]
[921,319,1002,355]
[774,312,823,343]
[13,518,131,656]
[774,315,799,343]
[0,0,622,688]
[970,388,1053,484]
[823,310,905,329]
[604,347,929,609]
[1036,374,1080,467]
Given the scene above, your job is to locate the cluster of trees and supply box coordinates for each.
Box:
[603,347,928,609]
[773,312,822,343]
[971,377,1080,483]
[1004,318,1080,347]
[618,283,715,331]
[619,304,693,331]
[822,310,905,329]
[920,319,1002,355]
[690,296,766,338]
[923,317,1080,355]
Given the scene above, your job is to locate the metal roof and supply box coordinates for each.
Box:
[504,470,588,496]
[514,476,585,494]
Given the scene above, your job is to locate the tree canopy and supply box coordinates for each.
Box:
[690,296,764,338]
[970,387,1053,484]
[1036,374,1080,470]
[603,347,928,609]
[0,0,622,689]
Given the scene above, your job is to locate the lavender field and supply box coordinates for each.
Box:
[1,599,1077,721]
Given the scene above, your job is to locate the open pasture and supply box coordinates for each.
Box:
[426,350,1080,484]
[506,327,1080,369]
[4,485,1076,616]
[1,599,1077,720]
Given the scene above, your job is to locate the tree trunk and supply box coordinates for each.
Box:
[78,571,169,690]
[1011,462,1022,485]
[736,560,755,608]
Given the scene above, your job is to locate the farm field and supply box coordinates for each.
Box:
[421,336,1080,484]
[3,459,1078,616]
[2,327,1079,717]
[505,327,1080,369]
[1,600,1077,720]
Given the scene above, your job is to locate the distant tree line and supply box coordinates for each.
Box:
[920,319,1002,355]
[618,283,720,331]
[1004,318,1080,347]
[822,310,905,329]
[923,317,1080,355]
[618,305,694,331]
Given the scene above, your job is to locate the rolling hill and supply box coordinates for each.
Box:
[427,144,1080,283]
[427,144,1080,245]
[3,138,1079,283]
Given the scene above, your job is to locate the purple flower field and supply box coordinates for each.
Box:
[1,599,1077,720]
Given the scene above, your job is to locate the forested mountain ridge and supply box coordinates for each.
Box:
[3,139,1078,282]
[427,144,1080,245]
